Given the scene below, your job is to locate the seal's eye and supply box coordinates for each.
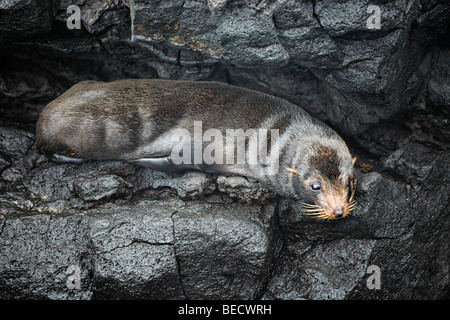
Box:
[310,182,322,192]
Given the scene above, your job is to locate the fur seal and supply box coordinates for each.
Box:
[36,79,357,219]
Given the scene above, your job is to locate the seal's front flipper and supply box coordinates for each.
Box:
[49,153,88,165]
[130,157,172,169]
[129,154,198,172]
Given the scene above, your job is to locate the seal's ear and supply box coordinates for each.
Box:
[352,156,357,166]
[286,168,298,177]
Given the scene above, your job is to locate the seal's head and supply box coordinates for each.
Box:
[287,143,357,220]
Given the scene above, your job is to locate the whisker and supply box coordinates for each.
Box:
[302,206,319,210]
[347,185,357,214]
[303,209,322,213]
[348,201,357,212]
[303,210,323,214]
[300,201,329,219]
[299,202,319,208]
[348,200,357,206]
[304,210,325,216]
[349,186,356,202]
[303,209,331,220]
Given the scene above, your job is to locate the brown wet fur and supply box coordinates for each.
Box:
[302,146,355,220]
[308,146,341,181]
[36,79,280,161]
[300,176,355,220]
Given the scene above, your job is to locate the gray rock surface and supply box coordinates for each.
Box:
[0,0,449,299]
[0,0,54,43]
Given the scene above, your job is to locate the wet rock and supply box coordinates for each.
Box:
[216,175,272,202]
[265,239,376,300]
[0,0,53,43]
[87,200,182,299]
[273,0,341,69]
[427,49,450,107]
[0,193,279,299]
[0,213,93,299]
[0,127,36,183]
[73,175,125,201]
[23,165,72,202]
[0,200,182,299]
[381,141,449,191]
[173,201,279,299]
[176,171,216,198]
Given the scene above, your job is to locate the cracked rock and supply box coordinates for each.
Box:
[176,171,216,198]
[216,175,272,202]
[173,202,279,299]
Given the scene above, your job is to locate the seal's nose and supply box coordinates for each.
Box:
[334,210,344,218]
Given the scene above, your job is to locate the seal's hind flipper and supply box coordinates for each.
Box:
[130,157,172,169]
[129,155,198,172]
[49,153,88,165]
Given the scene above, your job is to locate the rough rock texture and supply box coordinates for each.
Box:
[0,0,449,299]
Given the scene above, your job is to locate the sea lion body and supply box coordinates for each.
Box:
[36,79,356,219]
